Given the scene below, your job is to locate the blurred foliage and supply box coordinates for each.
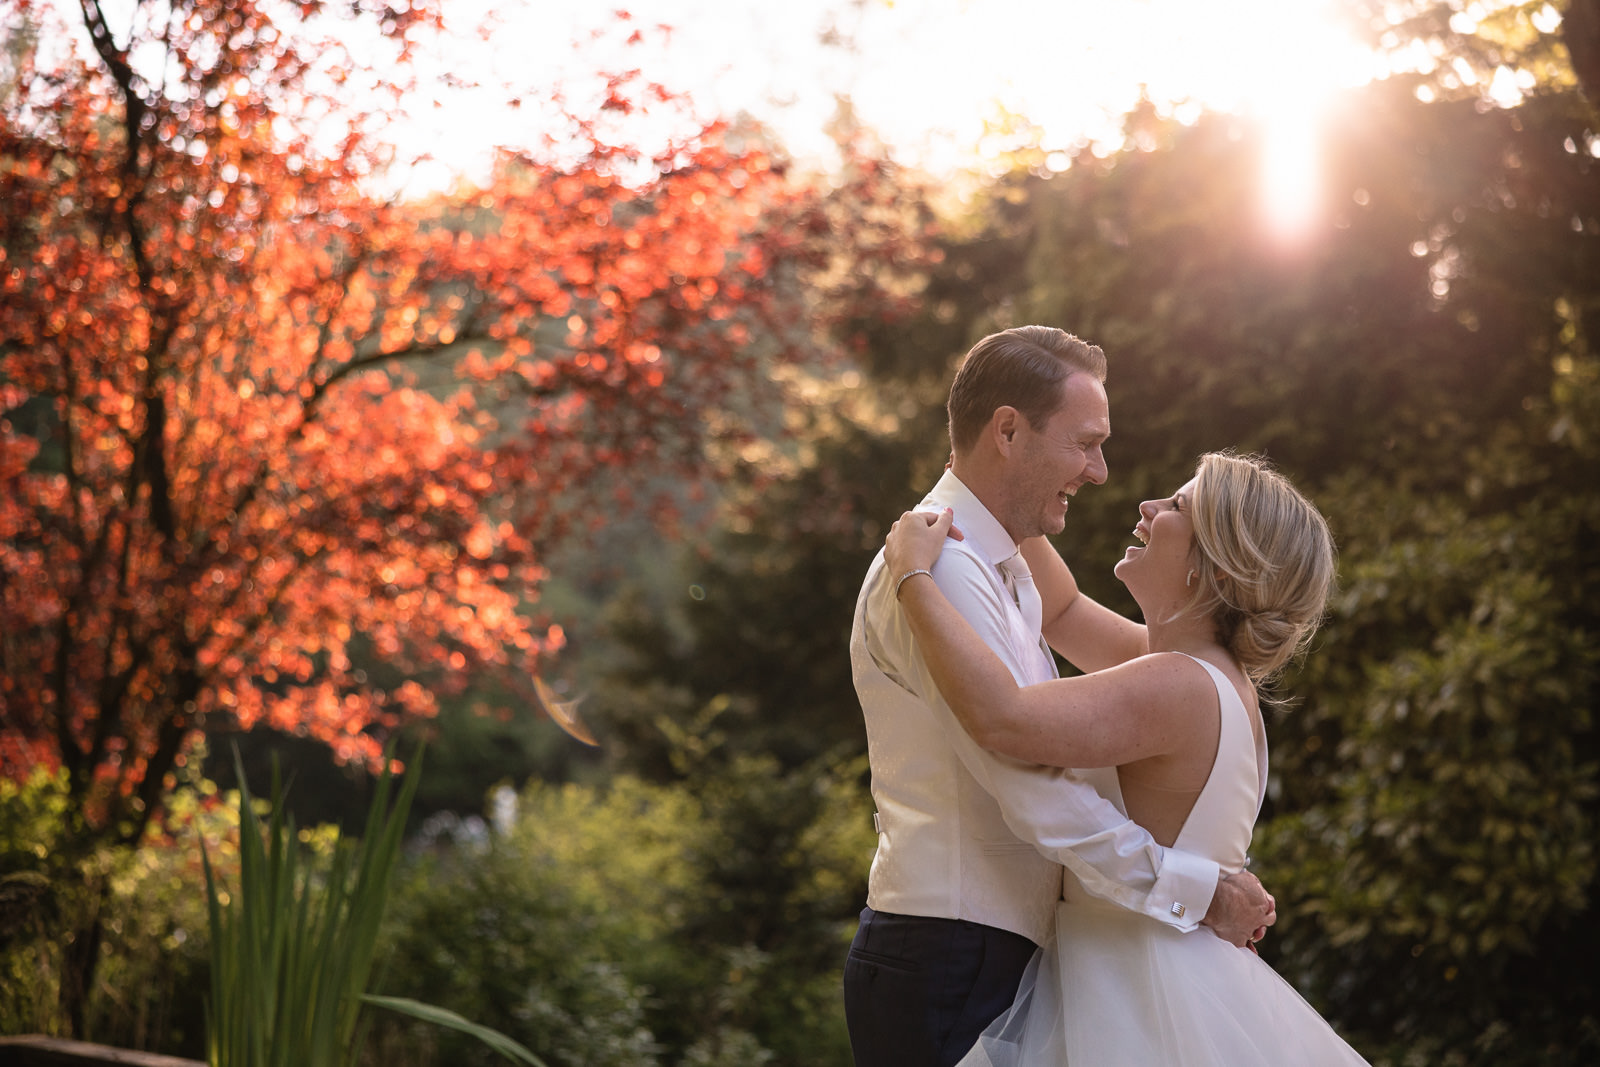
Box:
[1257,491,1599,1062]
[587,390,941,777]
[0,767,228,1054]
[1336,0,1597,104]
[366,754,874,1067]
[199,681,600,837]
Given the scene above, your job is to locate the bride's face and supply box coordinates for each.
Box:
[1113,476,1199,605]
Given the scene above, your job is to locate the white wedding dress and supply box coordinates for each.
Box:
[957,654,1369,1066]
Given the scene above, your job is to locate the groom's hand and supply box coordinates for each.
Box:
[1200,869,1276,948]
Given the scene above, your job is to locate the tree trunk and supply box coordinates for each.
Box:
[1567,0,1600,105]
[57,876,108,1039]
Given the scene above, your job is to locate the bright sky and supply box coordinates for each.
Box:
[380,0,1387,233]
[55,0,1388,230]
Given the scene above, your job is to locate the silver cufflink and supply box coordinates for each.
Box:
[873,812,883,834]
[1170,902,1186,918]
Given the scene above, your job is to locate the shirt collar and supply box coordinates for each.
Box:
[920,469,1020,568]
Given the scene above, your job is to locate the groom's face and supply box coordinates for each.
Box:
[1001,373,1110,540]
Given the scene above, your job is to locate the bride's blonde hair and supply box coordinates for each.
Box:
[1186,452,1336,686]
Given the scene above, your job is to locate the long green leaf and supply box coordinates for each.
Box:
[205,742,427,1067]
[204,745,543,1067]
[360,995,549,1067]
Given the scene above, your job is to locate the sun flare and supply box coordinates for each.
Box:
[1261,110,1323,235]
[836,0,1372,233]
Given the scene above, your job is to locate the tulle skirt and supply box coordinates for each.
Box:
[956,899,1369,1066]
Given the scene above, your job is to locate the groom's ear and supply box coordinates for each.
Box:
[990,406,1021,455]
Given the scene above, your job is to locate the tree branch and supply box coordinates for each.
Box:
[78,0,157,295]
[1567,0,1600,107]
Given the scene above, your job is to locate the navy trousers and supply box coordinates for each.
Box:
[843,906,1039,1067]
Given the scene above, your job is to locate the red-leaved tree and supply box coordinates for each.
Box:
[0,0,931,859]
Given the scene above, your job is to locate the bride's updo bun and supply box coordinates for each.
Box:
[1187,453,1336,686]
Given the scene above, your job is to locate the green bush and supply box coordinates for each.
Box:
[368,776,692,1067]
[369,755,872,1067]
[1254,491,1600,1064]
[0,768,227,1054]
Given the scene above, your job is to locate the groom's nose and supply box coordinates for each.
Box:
[1083,445,1107,485]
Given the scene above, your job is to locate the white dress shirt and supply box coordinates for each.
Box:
[851,470,1220,945]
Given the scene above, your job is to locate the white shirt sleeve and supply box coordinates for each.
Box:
[875,544,1220,930]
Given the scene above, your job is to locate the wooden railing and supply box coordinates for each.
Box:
[0,1036,205,1067]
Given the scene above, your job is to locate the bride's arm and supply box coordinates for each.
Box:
[898,572,1196,767]
[886,511,1201,768]
[1020,535,1148,672]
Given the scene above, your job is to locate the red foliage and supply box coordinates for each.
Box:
[0,1,937,842]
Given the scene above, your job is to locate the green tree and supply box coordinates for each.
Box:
[941,68,1600,1065]
[1339,0,1600,105]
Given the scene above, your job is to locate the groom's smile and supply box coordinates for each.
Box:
[1003,372,1110,541]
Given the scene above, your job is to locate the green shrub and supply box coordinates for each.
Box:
[370,755,873,1067]
[0,768,228,1054]
[369,777,690,1067]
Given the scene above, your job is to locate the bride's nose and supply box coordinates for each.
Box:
[1138,499,1159,521]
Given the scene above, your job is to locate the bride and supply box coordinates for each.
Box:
[884,451,1369,1066]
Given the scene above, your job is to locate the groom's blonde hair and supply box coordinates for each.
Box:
[947,326,1106,456]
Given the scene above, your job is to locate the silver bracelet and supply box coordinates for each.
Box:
[893,568,932,599]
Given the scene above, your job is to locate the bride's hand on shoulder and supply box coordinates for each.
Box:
[885,508,963,581]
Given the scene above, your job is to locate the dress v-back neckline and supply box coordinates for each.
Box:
[1168,652,1268,872]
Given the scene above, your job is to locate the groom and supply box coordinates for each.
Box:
[843,326,1275,1067]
